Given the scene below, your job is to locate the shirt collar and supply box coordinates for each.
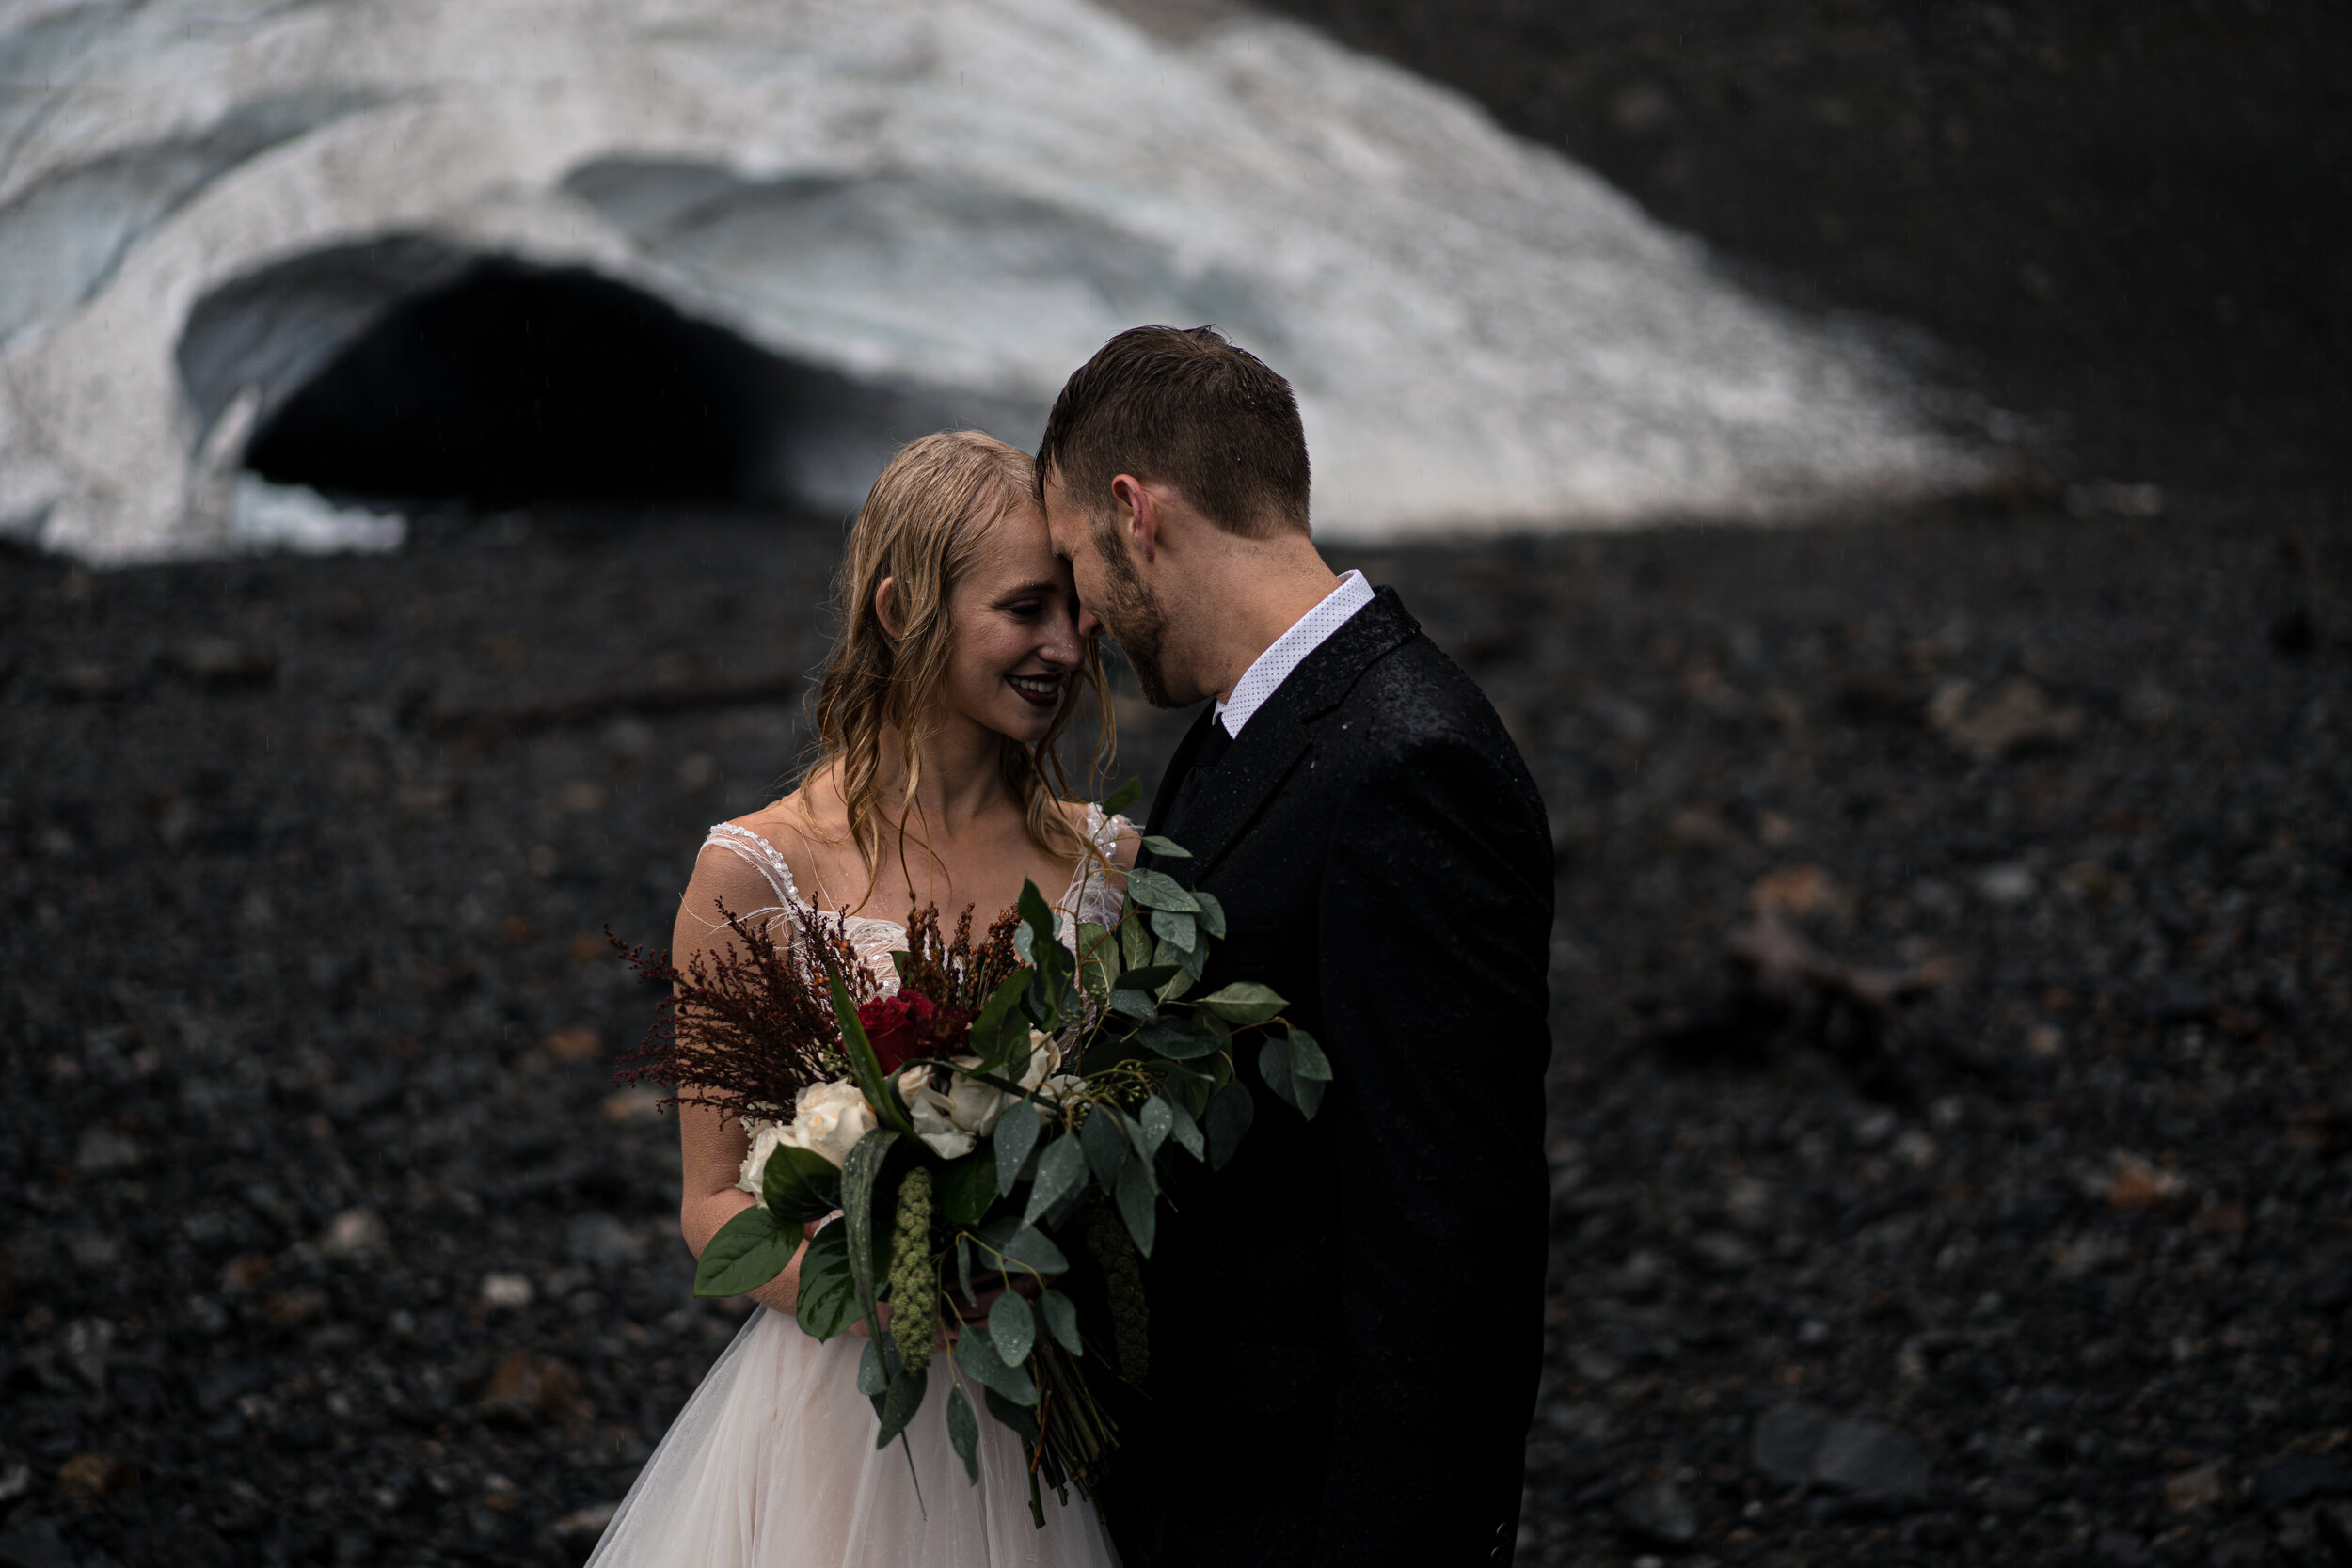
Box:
[1212,569,1375,737]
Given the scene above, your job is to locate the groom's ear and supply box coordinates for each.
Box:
[1110,474,1158,563]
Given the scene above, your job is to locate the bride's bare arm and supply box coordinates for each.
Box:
[672,842,810,1316]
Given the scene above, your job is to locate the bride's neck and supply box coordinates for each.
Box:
[871,715,1013,832]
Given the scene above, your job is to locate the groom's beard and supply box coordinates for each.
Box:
[1091,523,1179,708]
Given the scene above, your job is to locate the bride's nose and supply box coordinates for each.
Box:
[1035,610,1082,671]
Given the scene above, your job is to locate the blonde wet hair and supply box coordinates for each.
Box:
[806,430,1114,898]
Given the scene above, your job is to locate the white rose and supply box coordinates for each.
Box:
[737,1118,787,1199]
[766,1080,877,1177]
[893,1034,1062,1160]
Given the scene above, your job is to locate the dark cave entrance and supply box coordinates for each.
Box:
[240,259,790,507]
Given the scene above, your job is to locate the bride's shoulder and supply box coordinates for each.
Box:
[1057,799,1140,870]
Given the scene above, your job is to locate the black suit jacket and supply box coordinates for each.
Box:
[1102,588,1554,1568]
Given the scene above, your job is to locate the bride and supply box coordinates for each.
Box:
[589,431,1135,1567]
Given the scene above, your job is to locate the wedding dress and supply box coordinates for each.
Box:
[584,808,1131,1568]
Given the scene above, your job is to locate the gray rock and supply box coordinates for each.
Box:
[2254,1454,2352,1507]
[0,1515,75,1568]
[1752,1401,1834,1486]
[1813,1418,1934,1500]
[1615,1481,1698,1546]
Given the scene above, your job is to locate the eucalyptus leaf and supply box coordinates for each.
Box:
[1120,914,1153,972]
[796,1222,859,1339]
[1260,1033,1299,1112]
[974,1216,1070,1275]
[967,970,1033,1076]
[1205,1076,1254,1171]
[954,1321,1039,1405]
[1111,965,1179,993]
[1106,988,1158,1022]
[1081,1103,1129,1193]
[1154,932,1207,984]
[1138,1094,1174,1160]
[1037,1290,1083,1356]
[1163,1092,1206,1160]
[993,1091,1041,1197]
[984,1386,1041,1444]
[1191,887,1228,940]
[1150,907,1198,954]
[955,1234,978,1309]
[946,1385,981,1483]
[1100,777,1143,817]
[857,1338,889,1397]
[1075,922,1116,1000]
[1124,867,1200,913]
[1114,1154,1157,1257]
[1200,981,1286,1026]
[1138,834,1192,858]
[693,1203,797,1298]
[1136,1018,1221,1061]
[761,1144,844,1225]
[1287,1027,1333,1119]
[988,1291,1036,1366]
[874,1363,929,1449]
[1024,1133,1086,1226]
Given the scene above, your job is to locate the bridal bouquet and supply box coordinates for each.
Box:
[613,784,1330,1522]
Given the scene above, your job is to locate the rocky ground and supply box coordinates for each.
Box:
[3,489,2349,1568]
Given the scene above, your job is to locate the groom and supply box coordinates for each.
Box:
[1038,326,1555,1566]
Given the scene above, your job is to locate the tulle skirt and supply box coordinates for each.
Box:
[586,1307,1120,1568]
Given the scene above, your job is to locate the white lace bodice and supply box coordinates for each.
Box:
[691,806,1132,992]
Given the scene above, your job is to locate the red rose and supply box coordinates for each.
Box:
[857,990,936,1073]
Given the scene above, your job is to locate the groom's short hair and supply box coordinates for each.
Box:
[1035,325,1310,538]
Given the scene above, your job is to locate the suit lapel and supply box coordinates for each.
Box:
[1144,705,1217,843]
[1153,589,1420,878]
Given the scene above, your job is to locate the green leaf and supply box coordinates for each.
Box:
[1200,981,1287,1026]
[857,1338,889,1397]
[1025,1133,1087,1226]
[954,1320,1039,1404]
[694,1203,798,1298]
[1191,888,1228,940]
[1138,1095,1173,1160]
[1287,1026,1332,1119]
[829,972,914,1139]
[1136,1017,1222,1061]
[874,1363,929,1449]
[956,1234,978,1308]
[1124,866,1200,913]
[983,1385,1041,1444]
[1037,1289,1083,1356]
[974,1216,1069,1275]
[1162,1091,1205,1160]
[966,970,1034,1077]
[1081,1102,1129,1193]
[1205,1076,1254,1170]
[1075,922,1116,1000]
[1114,1154,1157,1258]
[935,1149,998,1229]
[761,1144,844,1225]
[1100,777,1143,817]
[988,1291,1036,1366]
[796,1222,860,1340]
[1150,907,1198,954]
[1119,914,1154,973]
[1111,964,1179,993]
[1260,1033,1299,1113]
[992,1089,1041,1196]
[1138,834,1193,859]
[1018,879,1068,1002]
[1106,988,1158,1022]
[946,1385,981,1483]
[840,1130,900,1340]
[1154,932,1207,985]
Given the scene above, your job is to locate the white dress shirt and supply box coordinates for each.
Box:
[1212,569,1375,738]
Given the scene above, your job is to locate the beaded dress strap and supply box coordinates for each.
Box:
[699,821,802,909]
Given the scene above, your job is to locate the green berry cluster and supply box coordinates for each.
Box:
[887,1167,938,1376]
[1081,1197,1149,1384]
